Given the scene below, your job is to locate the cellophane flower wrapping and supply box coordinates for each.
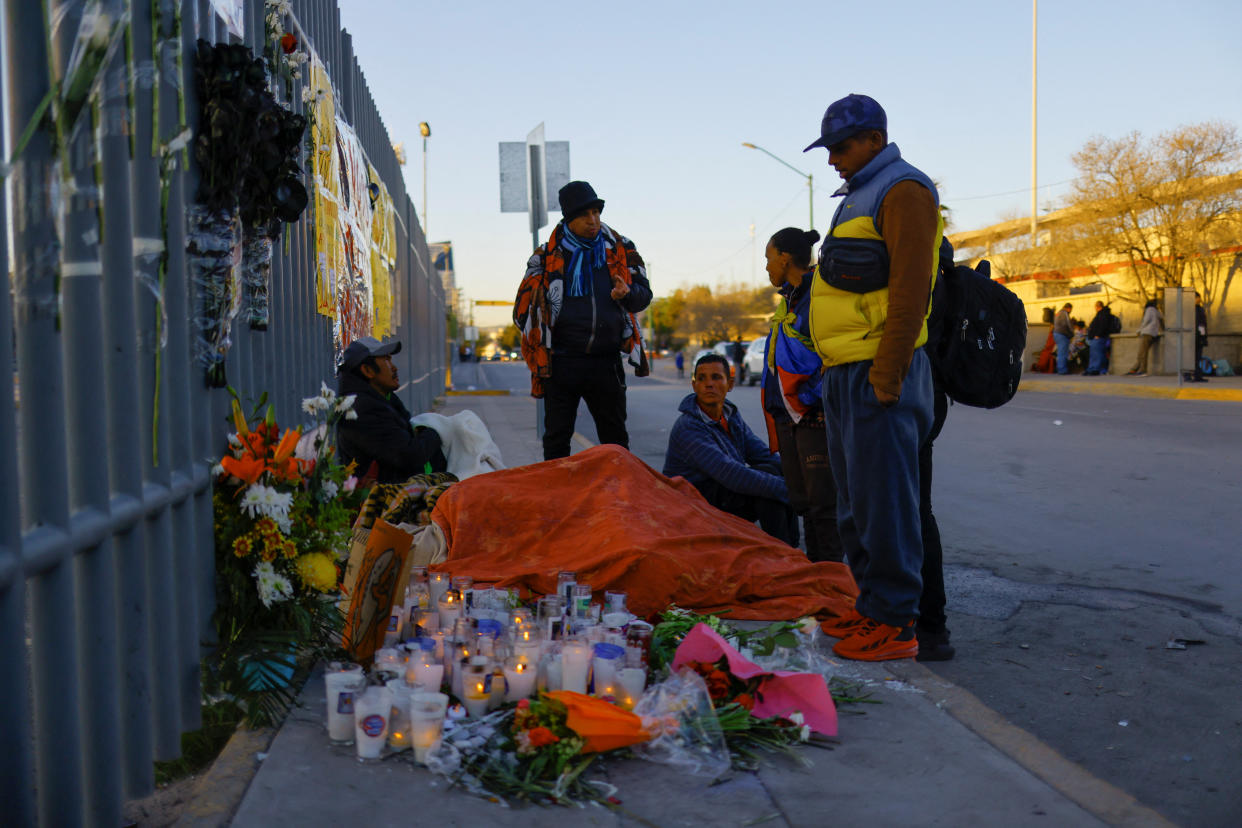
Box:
[631,668,731,778]
[671,622,838,737]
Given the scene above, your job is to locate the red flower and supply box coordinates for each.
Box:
[527,726,560,748]
[280,32,297,54]
[516,698,530,710]
[734,693,755,711]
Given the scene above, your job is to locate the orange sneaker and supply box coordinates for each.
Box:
[820,607,869,639]
[832,618,919,661]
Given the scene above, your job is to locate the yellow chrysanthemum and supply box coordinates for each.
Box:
[282,539,298,559]
[295,552,337,593]
[232,535,252,558]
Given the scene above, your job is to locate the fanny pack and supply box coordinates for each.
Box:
[817,236,890,294]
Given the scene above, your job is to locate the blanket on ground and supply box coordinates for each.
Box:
[429,444,858,620]
[410,410,505,480]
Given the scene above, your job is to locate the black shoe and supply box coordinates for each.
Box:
[915,627,956,662]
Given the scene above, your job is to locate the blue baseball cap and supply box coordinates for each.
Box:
[803,93,887,152]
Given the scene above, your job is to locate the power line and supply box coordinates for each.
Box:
[949,178,1074,202]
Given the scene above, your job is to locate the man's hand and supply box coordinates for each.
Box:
[610,273,630,301]
[873,384,900,407]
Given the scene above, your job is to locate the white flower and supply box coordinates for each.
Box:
[335,394,356,414]
[301,398,318,415]
[319,381,337,402]
[797,617,819,636]
[301,87,314,103]
[789,712,805,726]
[240,484,294,533]
[318,480,339,502]
[799,724,811,742]
[254,561,293,607]
[212,463,225,478]
[345,409,357,420]
[289,67,300,81]
[227,433,242,448]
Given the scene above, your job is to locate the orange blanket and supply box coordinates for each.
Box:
[429,444,857,621]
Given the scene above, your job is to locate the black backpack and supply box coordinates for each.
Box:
[927,238,1027,408]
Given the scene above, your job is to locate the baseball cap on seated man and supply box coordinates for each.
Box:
[340,336,402,373]
[803,93,887,152]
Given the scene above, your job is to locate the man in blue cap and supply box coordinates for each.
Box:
[514,180,653,460]
[803,94,944,661]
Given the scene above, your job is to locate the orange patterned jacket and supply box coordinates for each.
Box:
[513,222,650,398]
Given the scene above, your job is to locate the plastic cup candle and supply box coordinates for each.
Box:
[437,589,463,630]
[353,685,393,761]
[374,647,403,676]
[560,639,590,694]
[504,657,537,702]
[451,575,474,610]
[323,662,365,744]
[617,667,647,710]
[537,595,565,640]
[604,590,627,614]
[408,697,445,764]
[556,571,577,604]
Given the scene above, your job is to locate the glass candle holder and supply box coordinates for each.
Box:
[324,662,365,744]
[353,684,393,762]
[503,656,537,702]
[386,679,415,751]
[408,647,444,692]
[373,647,404,676]
[537,595,565,641]
[570,584,592,618]
[451,575,474,609]
[560,639,590,694]
[437,589,463,631]
[604,590,627,614]
[556,571,577,604]
[616,666,647,710]
[428,571,450,609]
[409,695,446,764]
[509,607,533,632]
[591,642,625,697]
[625,621,654,667]
[461,658,490,718]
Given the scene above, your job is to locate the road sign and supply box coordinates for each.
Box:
[499,124,570,248]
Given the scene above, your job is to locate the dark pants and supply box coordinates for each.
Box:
[774,415,842,563]
[823,350,933,626]
[542,354,628,460]
[1193,340,1206,380]
[694,463,800,547]
[917,387,949,633]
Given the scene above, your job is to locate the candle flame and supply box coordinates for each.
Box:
[516,662,526,673]
[474,681,485,694]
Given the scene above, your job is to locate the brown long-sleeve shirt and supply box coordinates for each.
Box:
[868,179,939,400]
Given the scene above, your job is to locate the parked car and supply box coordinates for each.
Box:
[744,337,766,386]
[712,341,748,385]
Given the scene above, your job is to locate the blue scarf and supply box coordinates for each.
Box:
[560,223,607,297]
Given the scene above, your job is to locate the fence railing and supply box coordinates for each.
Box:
[1,1,445,824]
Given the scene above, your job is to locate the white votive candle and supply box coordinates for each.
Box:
[353,685,393,761]
[561,640,590,694]
[504,658,537,702]
[617,667,647,710]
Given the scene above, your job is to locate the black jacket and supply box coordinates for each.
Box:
[336,371,446,483]
[1087,307,1114,339]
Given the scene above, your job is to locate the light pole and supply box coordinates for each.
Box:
[419,121,431,235]
[742,142,814,230]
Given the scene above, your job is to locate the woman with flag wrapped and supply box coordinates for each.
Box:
[760,228,843,563]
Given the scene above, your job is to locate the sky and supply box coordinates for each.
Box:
[336,0,1242,329]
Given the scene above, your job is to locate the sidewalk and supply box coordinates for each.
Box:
[192,362,1176,828]
[1016,370,1242,402]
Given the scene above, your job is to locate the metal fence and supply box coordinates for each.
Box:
[1,1,446,824]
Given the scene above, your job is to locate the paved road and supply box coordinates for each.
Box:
[470,359,1242,826]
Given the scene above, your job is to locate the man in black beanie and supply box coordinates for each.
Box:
[514,180,653,460]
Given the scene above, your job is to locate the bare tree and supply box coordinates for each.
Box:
[1063,121,1242,308]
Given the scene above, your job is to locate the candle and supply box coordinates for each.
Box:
[570,584,592,618]
[408,697,445,764]
[561,640,590,694]
[540,651,562,692]
[617,667,647,710]
[601,611,630,629]
[386,680,414,750]
[353,685,393,761]
[373,647,403,676]
[556,570,577,605]
[591,643,624,697]
[428,571,450,608]
[408,650,444,692]
[323,662,364,744]
[514,640,541,666]
[463,679,489,718]
[604,590,627,614]
[504,657,537,702]
[437,589,462,631]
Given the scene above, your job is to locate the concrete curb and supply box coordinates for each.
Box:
[887,661,1176,827]
[173,725,276,828]
[1018,378,1242,402]
[445,389,510,396]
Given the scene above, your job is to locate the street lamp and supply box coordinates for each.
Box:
[742,142,814,231]
[419,121,431,235]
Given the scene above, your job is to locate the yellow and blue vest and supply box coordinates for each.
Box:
[809,143,944,366]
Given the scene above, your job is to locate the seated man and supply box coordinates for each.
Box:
[337,337,447,484]
[663,354,798,545]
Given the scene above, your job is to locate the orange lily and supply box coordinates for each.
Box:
[231,398,250,437]
[272,428,302,464]
[220,454,265,485]
[544,691,650,753]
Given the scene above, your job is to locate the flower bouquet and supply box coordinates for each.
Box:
[207,385,367,725]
